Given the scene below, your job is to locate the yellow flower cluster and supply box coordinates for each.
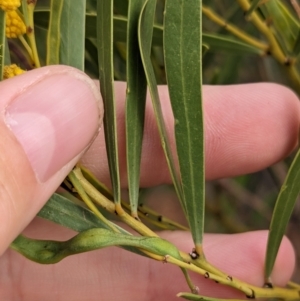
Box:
[3,64,26,79]
[0,0,21,11]
[5,10,26,38]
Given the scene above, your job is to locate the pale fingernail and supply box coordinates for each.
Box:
[5,73,101,182]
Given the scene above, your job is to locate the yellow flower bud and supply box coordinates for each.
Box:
[3,64,26,79]
[5,10,26,38]
[0,0,21,11]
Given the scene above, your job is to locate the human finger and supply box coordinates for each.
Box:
[81,82,300,186]
[0,65,103,255]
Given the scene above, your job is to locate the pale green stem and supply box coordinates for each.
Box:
[166,255,300,300]
[73,167,158,238]
[68,170,120,233]
[26,3,40,67]
[18,35,33,61]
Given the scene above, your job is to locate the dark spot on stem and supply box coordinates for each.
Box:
[246,289,255,299]
[266,49,272,56]
[284,58,292,66]
[27,26,33,34]
[204,272,209,279]
[158,216,162,222]
[226,275,233,281]
[189,249,199,260]
[114,210,118,216]
[263,282,273,288]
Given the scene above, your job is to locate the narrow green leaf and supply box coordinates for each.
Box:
[35,2,86,69]
[34,23,48,67]
[21,0,30,25]
[59,0,86,70]
[125,0,147,216]
[138,0,184,209]
[0,10,5,81]
[261,0,299,53]
[202,33,262,55]
[164,0,204,246]
[11,228,182,264]
[97,0,121,204]
[38,193,113,232]
[46,0,63,65]
[265,148,300,278]
[278,1,300,33]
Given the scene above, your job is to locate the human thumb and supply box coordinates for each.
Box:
[0,65,103,255]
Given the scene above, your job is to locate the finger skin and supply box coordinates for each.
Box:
[0,66,102,255]
[81,82,300,187]
[0,218,295,301]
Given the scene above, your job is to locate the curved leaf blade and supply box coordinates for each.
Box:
[261,0,299,53]
[164,0,204,247]
[38,193,113,232]
[125,0,147,217]
[97,0,121,204]
[138,0,184,209]
[265,148,300,278]
[37,193,151,257]
[202,33,262,55]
